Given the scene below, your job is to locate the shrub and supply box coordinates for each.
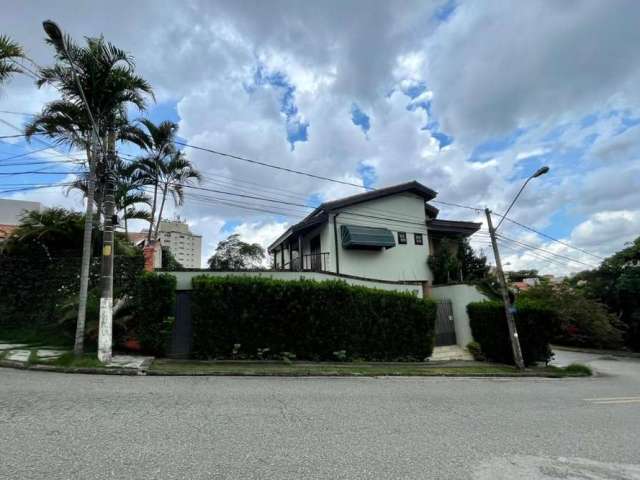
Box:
[0,255,143,328]
[520,283,624,349]
[467,299,559,366]
[190,276,436,361]
[563,363,592,376]
[131,272,176,355]
[466,341,485,361]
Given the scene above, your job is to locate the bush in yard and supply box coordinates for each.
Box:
[466,341,485,361]
[131,272,176,355]
[190,276,436,361]
[520,283,624,350]
[467,299,559,366]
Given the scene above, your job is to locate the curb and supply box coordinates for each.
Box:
[0,360,143,376]
[1,360,592,379]
[552,345,640,359]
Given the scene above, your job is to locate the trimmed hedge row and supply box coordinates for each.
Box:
[132,272,177,355]
[467,299,559,366]
[191,276,436,361]
[0,255,144,327]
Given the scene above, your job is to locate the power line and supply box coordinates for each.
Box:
[493,214,605,260]
[496,233,597,269]
[175,140,368,191]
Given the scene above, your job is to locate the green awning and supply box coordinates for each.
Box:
[341,224,396,250]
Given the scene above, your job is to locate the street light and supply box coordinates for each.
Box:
[485,165,550,370]
[495,166,549,231]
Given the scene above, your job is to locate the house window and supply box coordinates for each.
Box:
[414,233,423,245]
[398,232,407,244]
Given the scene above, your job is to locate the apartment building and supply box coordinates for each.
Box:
[157,219,202,268]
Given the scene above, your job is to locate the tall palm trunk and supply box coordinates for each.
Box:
[153,182,169,239]
[74,137,97,355]
[97,131,116,363]
[146,167,159,242]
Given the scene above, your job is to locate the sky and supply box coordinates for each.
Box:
[1,0,639,274]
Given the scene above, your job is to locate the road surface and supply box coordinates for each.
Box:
[1,350,639,479]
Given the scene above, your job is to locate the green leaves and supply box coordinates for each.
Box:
[190,275,436,361]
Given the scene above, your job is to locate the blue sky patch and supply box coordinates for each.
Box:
[357,162,377,188]
[351,104,370,134]
[470,128,527,162]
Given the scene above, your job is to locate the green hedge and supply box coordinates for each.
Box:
[467,299,559,366]
[0,255,144,328]
[191,276,436,361]
[132,272,177,355]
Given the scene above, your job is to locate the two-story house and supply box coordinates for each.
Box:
[268,181,481,283]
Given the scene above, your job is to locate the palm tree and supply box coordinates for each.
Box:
[152,150,202,239]
[0,35,23,87]
[2,208,85,258]
[32,28,153,357]
[134,119,178,241]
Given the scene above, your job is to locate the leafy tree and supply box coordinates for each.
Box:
[161,246,183,270]
[2,208,85,258]
[570,236,640,350]
[520,283,624,349]
[208,234,266,270]
[428,238,488,284]
[0,35,23,87]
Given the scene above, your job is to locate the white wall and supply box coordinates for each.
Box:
[430,284,489,348]
[332,193,432,282]
[169,270,424,297]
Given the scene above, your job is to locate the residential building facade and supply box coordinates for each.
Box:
[268,181,481,283]
[157,219,202,268]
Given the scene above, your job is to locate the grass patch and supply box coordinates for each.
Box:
[547,363,593,377]
[40,352,104,369]
[149,360,587,377]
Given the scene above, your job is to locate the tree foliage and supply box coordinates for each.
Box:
[428,238,489,285]
[0,35,23,87]
[207,234,266,270]
[520,283,624,349]
[569,236,640,351]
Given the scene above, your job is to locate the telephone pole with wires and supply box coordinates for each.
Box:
[485,166,550,370]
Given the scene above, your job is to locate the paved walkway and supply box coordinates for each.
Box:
[0,342,151,373]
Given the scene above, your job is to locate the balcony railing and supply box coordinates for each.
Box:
[278,252,330,272]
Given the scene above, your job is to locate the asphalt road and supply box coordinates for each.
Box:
[2,351,640,480]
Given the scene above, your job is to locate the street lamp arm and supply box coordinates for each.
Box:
[494,166,549,231]
[494,176,533,231]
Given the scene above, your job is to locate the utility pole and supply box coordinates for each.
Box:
[97,131,116,363]
[485,208,525,370]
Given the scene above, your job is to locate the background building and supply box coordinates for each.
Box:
[157,219,202,268]
[0,198,42,242]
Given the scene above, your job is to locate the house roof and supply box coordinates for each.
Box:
[426,219,482,238]
[0,224,17,240]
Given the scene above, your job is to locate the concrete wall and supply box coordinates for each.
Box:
[0,198,41,225]
[169,269,424,297]
[430,284,489,348]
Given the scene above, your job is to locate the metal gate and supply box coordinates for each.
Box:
[169,291,193,358]
[435,299,457,346]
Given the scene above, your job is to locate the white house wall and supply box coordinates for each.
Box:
[332,193,432,282]
[170,270,423,297]
[430,284,489,348]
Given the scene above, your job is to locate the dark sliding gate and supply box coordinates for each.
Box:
[434,299,456,346]
[169,291,193,358]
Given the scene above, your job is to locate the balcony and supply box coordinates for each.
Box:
[276,252,330,272]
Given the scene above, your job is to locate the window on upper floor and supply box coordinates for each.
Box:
[414,233,423,245]
[397,232,407,244]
